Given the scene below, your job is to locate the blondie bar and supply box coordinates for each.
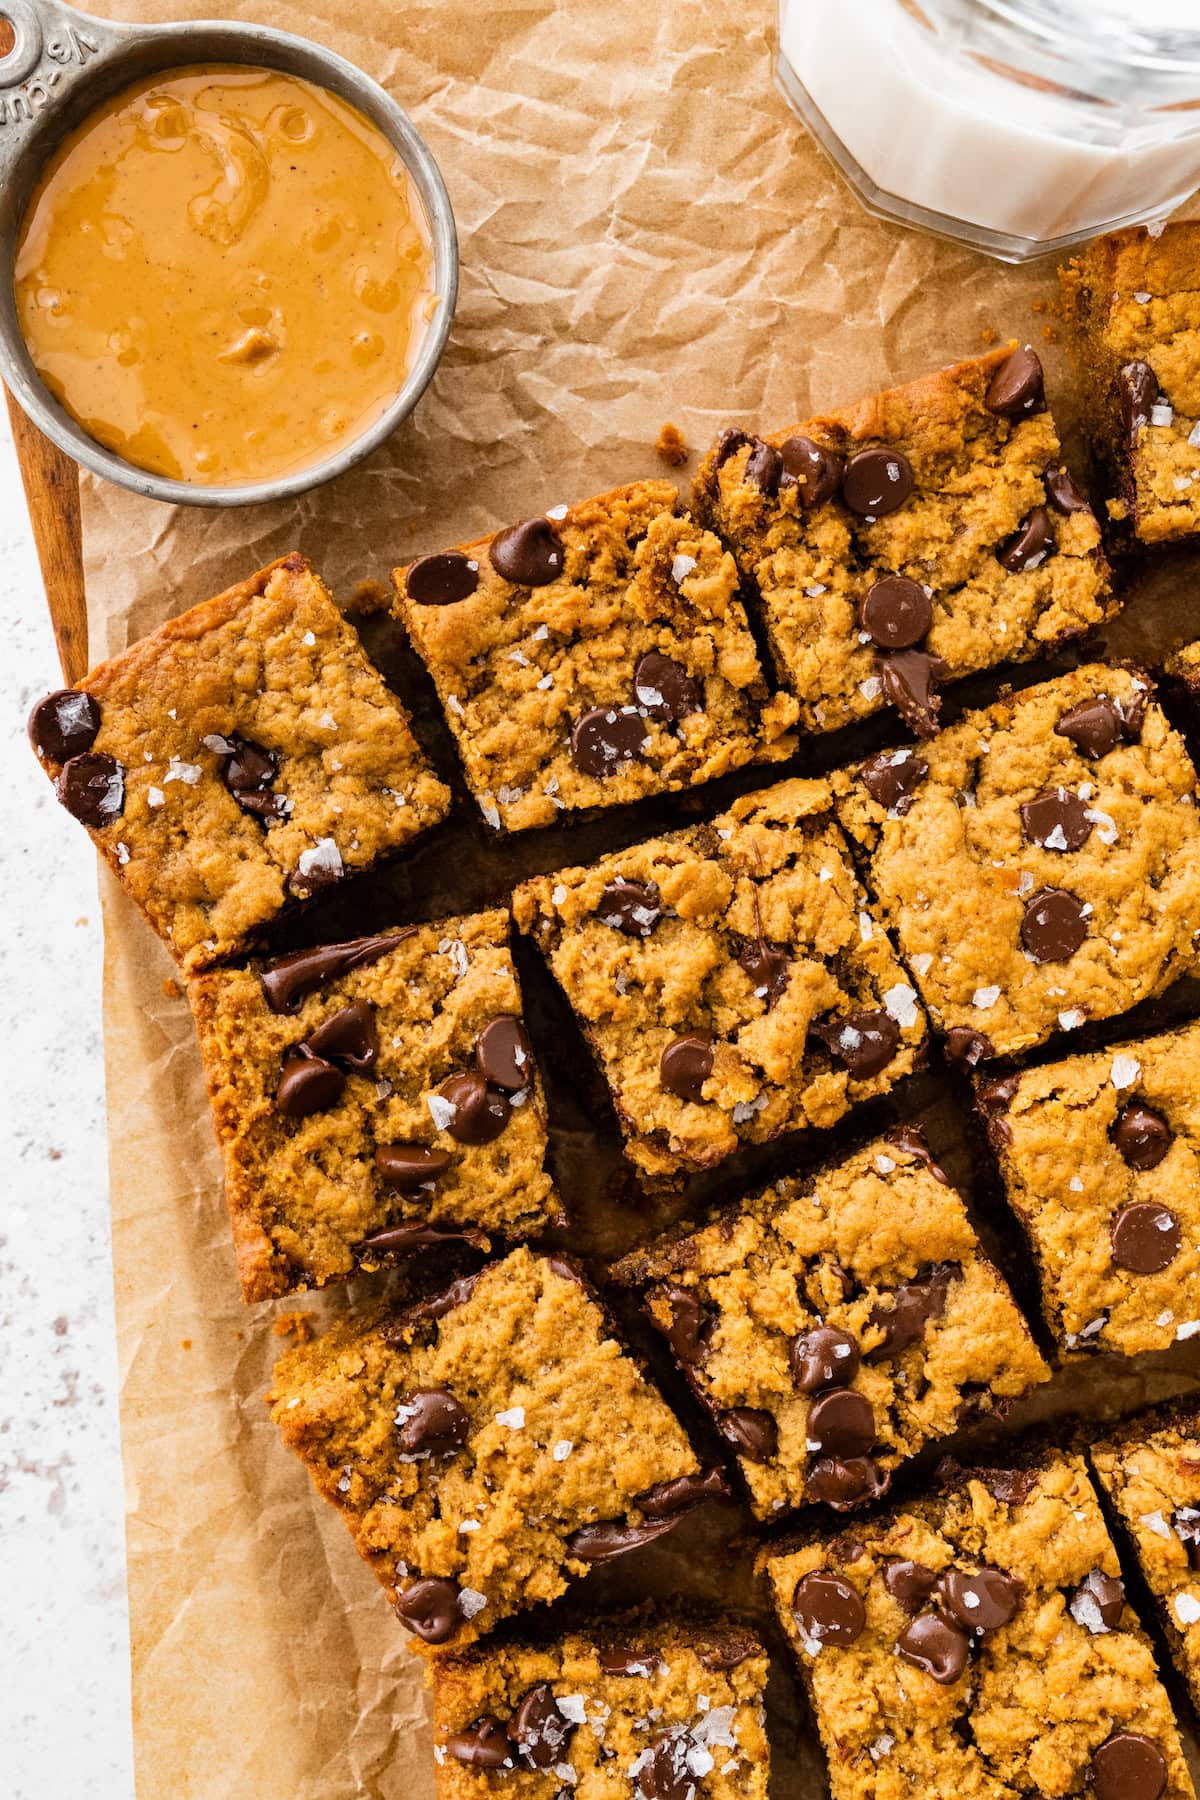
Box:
[430,1615,770,1800]
[512,778,927,1187]
[28,554,450,973]
[977,1019,1200,1357]
[763,1451,1195,1800]
[269,1249,726,1652]
[617,1129,1048,1517]
[393,480,797,834]
[189,911,560,1303]
[834,664,1200,1063]
[692,344,1112,735]
[1061,223,1200,546]
[1094,1404,1200,1712]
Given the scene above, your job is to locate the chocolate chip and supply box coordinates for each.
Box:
[1119,362,1161,438]
[969,1464,1038,1505]
[859,576,933,650]
[655,1284,708,1365]
[634,651,702,722]
[446,1716,513,1769]
[490,517,564,586]
[1055,694,1141,759]
[394,1577,462,1644]
[286,847,344,899]
[276,1052,345,1117]
[304,998,378,1072]
[475,1016,533,1092]
[1112,1101,1173,1171]
[381,1272,481,1337]
[511,1684,574,1768]
[437,1071,511,1145]
[374,1143,453,1188]
[1020,786,1094,852]
[28,688,101,764]
[807,1390,876,1458]
[396,1388,470,1455]
[812,1009,901,1079]
[1071,1568,1126,1631]
[565,1512,692,1563]
[886,1125,950,1183]
[1044,465,1092,514]
[362,1221,484,1259]
[841,446,914,518]
[260,931,408,1013]
[745,439,783,496]
[641,1730,695,1800]
[896,1612,969,1683]
[713,426,750,468]
[1173,1509,1200,1570]
[1090,1733,1168,1800]
[984,345,1046,418]
[599,1646,664,1676]
[858,747,929,814]
[805,1455,891,1511]
[218,734,283,823]
[1110,1202,1181,1273]
[570,706,649,777]
[879,649,945,737]
[866,1263,957,1359]
[660,1031,714,1102]
[946,1026,996,1067]
[637,1466,730,1516]
[999,506,1055,574]
[791,1569,866,1647]
[406,551,479,606]
[779,435,844,507]
[938,1565,1022,1634]
[698,1636,757,1672]
[884,1559,938,1609]
[718,1406,778,1462]
[56,752,125,827]
[738,938,791,1007]
[791,1326,860,1393]
[1021,886,1087,962]
[977,1072,1019,1114]
[597,877,662,937]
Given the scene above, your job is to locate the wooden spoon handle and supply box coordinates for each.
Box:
[6,388,88,683]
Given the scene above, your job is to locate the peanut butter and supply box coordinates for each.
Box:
[15,65,436,486]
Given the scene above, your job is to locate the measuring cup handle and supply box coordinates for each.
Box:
[0,0,128,184]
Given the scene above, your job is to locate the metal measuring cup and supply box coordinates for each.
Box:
[0,0,459,506]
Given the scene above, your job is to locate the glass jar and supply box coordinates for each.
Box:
[776,0,1200,262]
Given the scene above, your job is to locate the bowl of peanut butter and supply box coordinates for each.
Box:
[0,0,457,505]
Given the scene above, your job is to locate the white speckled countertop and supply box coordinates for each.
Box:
[1,416,135,1797]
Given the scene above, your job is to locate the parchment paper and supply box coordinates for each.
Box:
[68,2,1200,1795]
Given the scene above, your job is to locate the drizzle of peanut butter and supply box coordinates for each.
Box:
[15,65,436,486]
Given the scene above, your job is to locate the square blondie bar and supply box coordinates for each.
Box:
[833,664,1200,1063]
[28,553,450,972]
[616,1128,1047,1518]
[189,911,561,1303]
[392,479,797,834]
[692,344,1113,735]
[512,778,927,1187]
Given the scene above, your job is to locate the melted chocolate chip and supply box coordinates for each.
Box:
[879,649,946,737]
[791,1570,866,1647]
[896,1612,969,1684]
[1119,362,1161,438]
[28,688,101,764]
[304,998,378,1071]
[286,846,343,899]
[260,931,408,1013]
[565,1512,691,1563]
[791,1326,861,1394]
[697,1637,757,1672]
[1173,1509,1200,1570]
[490,517,564,586]
[218,734,286,822]
[1055,695,1141,759]
[374,1143,453,1188]
[779,434,844,506]
[599,1646,664,1676]
[1044,465,1092,515]
[946,1026,996,1068]
[977,1072,1019,1114]
[438,1071,511,1145]
[655,1284,708,1365]
[56,752,125,827]
[1110,1202,1181,1274]
[396,1388,470,1455]
[637,1466,730,1516]
[1112,1101,1173,1171]
[597,878,662,937]
[660,1031,715,1102]
[362,1221,484,1259]
[1021,886,1087,963]
[745,439,783,496]
[999,506,1055,574]
[842,446,914,518]
[812,1010,901,1079]
[718,1406,778,1462]
[984,345,1046,418]
[276,1052,345,1117]
[858,747,929,814]
[382,1272,481,1338]
[738,938,791,1007]
[859,576,933,650]
[1020,786,1094,852]
[570,706,649,777]
[511,1684,574,1768]
[970,1465,1038,1505]
[884,1559,938,1609]
[1090,1733,1168,1800]
[634,651,702,722]
[475,1015,533,1091]
[406,551,479,606]
[714,427,751,468]
[807,1389,876,1458]
[866,1263,958,1359]
[640,1730,695,1800]
[394,1577,462,1643]
[805,1455,891,1511]
[1072,1568,1126,1631]
[886,1125,950,1183]
[446,1717,513,1768]
[939,1565,1022,1634]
